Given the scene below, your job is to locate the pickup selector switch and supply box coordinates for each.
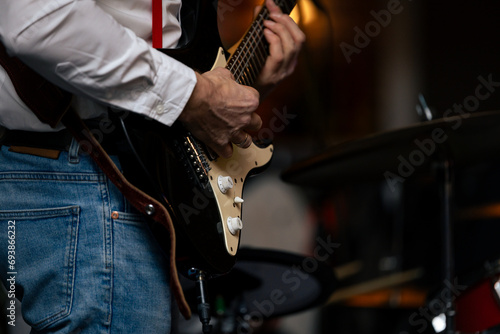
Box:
[218,175,233,194]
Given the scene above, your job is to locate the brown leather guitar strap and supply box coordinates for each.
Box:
[0,42,192,320]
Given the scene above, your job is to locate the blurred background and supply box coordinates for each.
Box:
[218,0,500,333]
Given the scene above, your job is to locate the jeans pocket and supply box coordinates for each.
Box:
[0,206,80,330]
[111,211,166,260]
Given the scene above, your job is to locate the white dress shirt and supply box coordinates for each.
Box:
[0,0,197,131]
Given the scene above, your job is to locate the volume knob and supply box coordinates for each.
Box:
[227,217,243,235]
[218,175,233,194]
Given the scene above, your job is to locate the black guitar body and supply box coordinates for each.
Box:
[119,117,237,276]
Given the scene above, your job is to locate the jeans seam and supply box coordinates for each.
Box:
[65,207,79,324]
[0,172,103,182]
[99,176,114,329]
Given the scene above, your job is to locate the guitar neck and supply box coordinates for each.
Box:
[225,0,297,86]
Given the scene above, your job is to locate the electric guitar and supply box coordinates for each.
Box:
[121,0,297,275]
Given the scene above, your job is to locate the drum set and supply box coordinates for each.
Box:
[282,110,500,334]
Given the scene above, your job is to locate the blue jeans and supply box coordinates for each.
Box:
[0,140,172,333]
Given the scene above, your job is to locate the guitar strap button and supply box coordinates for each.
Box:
[145,204,156,216]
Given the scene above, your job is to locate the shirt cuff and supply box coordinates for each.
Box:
[143,50,197,127]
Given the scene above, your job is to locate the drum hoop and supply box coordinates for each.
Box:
[235,247,338,315]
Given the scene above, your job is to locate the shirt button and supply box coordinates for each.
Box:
[155,104,165,115]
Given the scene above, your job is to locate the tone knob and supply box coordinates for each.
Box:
[227,217,243,235]
[218,175,233,194]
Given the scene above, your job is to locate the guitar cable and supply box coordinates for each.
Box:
[196,271,213,334]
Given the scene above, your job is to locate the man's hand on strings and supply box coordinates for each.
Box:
[178,68,262,159]
[254,0,306,98]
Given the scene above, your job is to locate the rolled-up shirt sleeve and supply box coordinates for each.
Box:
[0,0,196,127]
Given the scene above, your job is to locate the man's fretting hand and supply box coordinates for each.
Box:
[254,0,306,98]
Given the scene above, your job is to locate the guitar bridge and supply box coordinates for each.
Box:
[177,133,211,186]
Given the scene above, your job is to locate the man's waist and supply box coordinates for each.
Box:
[0,118,127,156]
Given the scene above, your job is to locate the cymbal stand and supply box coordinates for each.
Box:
[419,95,455,333]
[437,153,456,334]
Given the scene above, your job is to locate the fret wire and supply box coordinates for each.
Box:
[229,8,268,75]
[236,66,245,83]
[234,50,248,82]
[247,64,258,84]
[250,32,266,69]
[246,33,262,80]
[232,28,262,77]
[228,20,251,74]
[235,62,246,83]
[239,71,250,86]
[255,34,268,63]
[246,62,257,82]
[236,69,244,84]
[233,61,243,81]
[239,70,248,85]
[239,56,258,85]
[239,69,250,85]
[228,1,299,85]
[245,12,266,48]
[246,67,256,85]
[234,20,268,84]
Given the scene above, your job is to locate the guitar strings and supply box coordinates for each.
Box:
[227,0,295,87]
[227,8,269,86]
[229,5,272,83]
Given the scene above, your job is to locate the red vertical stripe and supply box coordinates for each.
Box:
[152,0,162,48]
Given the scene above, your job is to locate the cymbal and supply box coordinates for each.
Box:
[282,110,500,188]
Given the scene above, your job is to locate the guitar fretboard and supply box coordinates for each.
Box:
[225,0,296,86]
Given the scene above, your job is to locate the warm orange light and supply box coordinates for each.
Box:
[291,0,318,25]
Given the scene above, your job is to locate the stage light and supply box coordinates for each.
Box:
[290,0,319,25]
